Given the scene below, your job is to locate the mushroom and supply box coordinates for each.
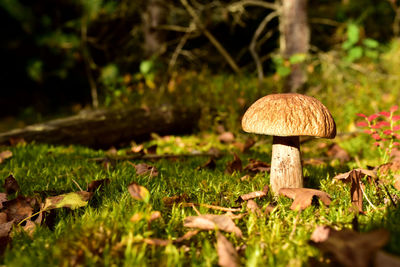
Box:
[242,93,336,194]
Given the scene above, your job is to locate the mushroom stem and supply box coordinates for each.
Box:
[270,136,303,195]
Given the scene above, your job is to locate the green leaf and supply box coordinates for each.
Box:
[43,191,92,211]
[347,23,359,46]
[362,38,379,49]
[140,60,154,75]
[365,49,379,59]
[276,66,291,77]
[289,53,307,64]
[346,46,363,62]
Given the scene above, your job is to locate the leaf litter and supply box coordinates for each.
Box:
[279,188,331,211]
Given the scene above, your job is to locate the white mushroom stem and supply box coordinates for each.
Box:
[270,136,303,195]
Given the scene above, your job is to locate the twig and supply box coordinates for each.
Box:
[191,205,202,215]
[183,203,242,212]
[90,152,222,162]
[228,0,278,12]
[381,183,397,208]
[180,0,241,73]
[359,181,377,211]
[71,178,84,192]
[169,26,194,70]
[249,11,279,81]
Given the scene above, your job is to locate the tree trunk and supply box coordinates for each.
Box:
[280,0,310,93]
[142,0,168,57]
[0,105,200,149]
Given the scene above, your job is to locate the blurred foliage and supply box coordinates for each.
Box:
[1,0,400,133]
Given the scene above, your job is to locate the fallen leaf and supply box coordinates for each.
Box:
[184,214,242,238]
[208,147,223,158]
[128,182,150,202]
[3,174,20,195]
[106,147,118,156]
[3,196,38,223]
[264,204,276,214]
[43,191,92,211]
[87,178,110,193]
[131,163,158,177]
[233,138,255,153]
[0,151,12,164]
[244,159,270,174]
[148,211,161,222]
[279,188,331,210]
[394,175,400,190]
[237,185,269,202]
[130,144,144,154]
[218,132,235,143]
[246,200,262,216]
[162,194,189,206]
[240,175,251,181]
[326,143,350,163]
[143,238,171,246]
[216,231,239,267]
[310,226,390,267]
[0,221,13,255]
[0,193,7,209]
[197,158,216,170]
[0,213,7,224]
[145,145,157,154]
[225,153,242,174]
[8,138,26,146]
[334,169,372,212]
[378,161,400,174]
[174,230,200,243]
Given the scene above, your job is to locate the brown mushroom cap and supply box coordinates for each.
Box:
[242,93,336,138]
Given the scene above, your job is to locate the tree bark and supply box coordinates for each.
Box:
[280,0,310,93]
[142,0,168,57]
[270,136,303,195]
[0,106,200,149]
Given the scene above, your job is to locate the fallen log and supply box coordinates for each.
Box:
[0,105,200,148]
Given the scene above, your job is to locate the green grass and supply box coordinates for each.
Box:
[2,41,400,266]
[0,130,400,266]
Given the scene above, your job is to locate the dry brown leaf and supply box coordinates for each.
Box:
[333,169,373,212]
[0,213,7,224]
[244,159,270,174]
[148,211,161,222]
[218,132,235,143]
[233,138,255,153]
[240,175,251,181]
[279,188,331,211]
[3,174,20,195]
[131,163,158,177]
[394,175,400,191]
[184,214,243,238]
[0,151,12,164]
[0,221,13,255]
[128,182,150,202]
[326,143,350,163]
[264,204,276,214]
[0,193,7,210]
[3,196,37,223]
[310,226,390,267]
[216,231,240,267]
[246,200,262,216]
[197,158,217,170]
[143,238,171,246]
[174,230,200,243]
[87,178,110,193]
[225,153,242,174]
[130,144,144,153]
[237,185,269,202]
[145,145,157,154]
[378,161,400,174]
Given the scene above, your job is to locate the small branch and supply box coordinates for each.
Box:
[309,18,341,27]
[169,25,194,70]
[81,16,99,109]
[249,11,279,81]
[183,203,242,212]
[228,0,278,12]
[180,0,241,73]
[90,152,223,162]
